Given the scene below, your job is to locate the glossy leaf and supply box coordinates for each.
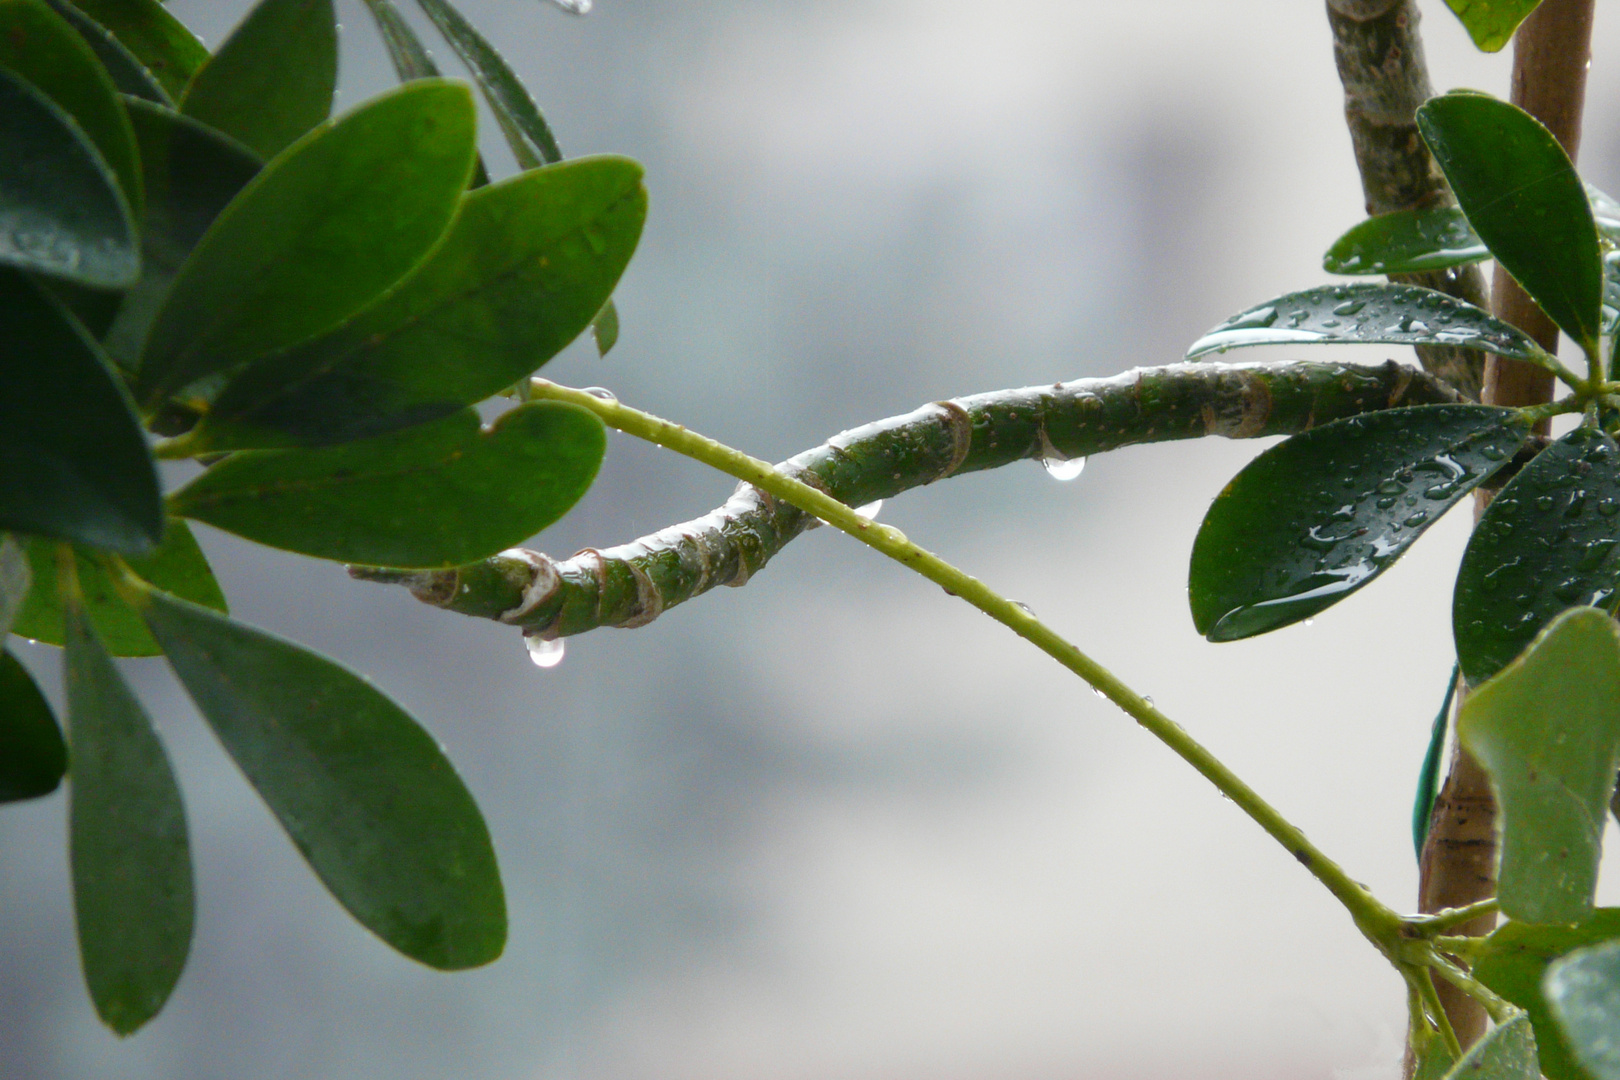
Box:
[65,600,193,1035]
[139,81,478,407]
[1414,665,1458,859]
[64,0,206,99]
[1189,405,1527,641]
[173,403,605,568]
[1324,206,1488,276]
[0,0,142,214]
[0,69,137,287]
[1545,940,1620,1080]
[104,99,262,369]
[192,158,646,449]
[140,588,506,969]
[1476,910,1620,1080]
[1419,93,1603,350]
[1440,1013,1540,1080]
[1186,283,1551,369]
[1459,608,1620,926]
[12,523,226,656]
[44,0,167,104]
[0,270,162,553]
[362,0,440,80]
[1442,0,1545,52]
[0,649,66,802]
[180,0,337,161]
[1455,428,1620,687]
[0,534,29,636]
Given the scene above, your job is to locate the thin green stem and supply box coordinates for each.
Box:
[1408,898,1499,935]
[1424,955,1516,1024]
[1414,967,1465,1062]
[527,378,1408,951]
[1432,935,1486,963]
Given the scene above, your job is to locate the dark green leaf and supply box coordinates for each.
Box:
[0,649,66,802]
[65,598,193,1035]
[1323,207,1488,276]
[44,0,168,104]
[1476,910,1620,1080]
[1419,93,1602,350]
[1416,1040,1458,1080]
[592,298,620,356]
[192,158,646,449]
[12,522,226,656]
[138,80,478,408]
[105,98,262,369]
[0,534,29,635]
[0,270,161,553]
[414,0,562,167]
[0,0,142,216]
[173,403,605,568]
[1455,428,1620,687]
[180,0,336,161]
[140,587,505,969]
[1459,608,1620,926]
[1442,0,1545,52]
[1187,283,1552,369]
[361,0,439,81]
[64,0,206,99]
[1414,664,1458,859]
[1440,1013,1540,1080]
[0,68,137,287]
[1189,405,1527,641]
[1545,940,1620,1080]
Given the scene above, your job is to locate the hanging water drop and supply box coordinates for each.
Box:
[1042,455,1086,481]
[547,0,593,14]
[1092,687,1106,700]
[525,633,565,668]
[582,386,617,402]
[854,499,883,519]
[1302,618,1315,627]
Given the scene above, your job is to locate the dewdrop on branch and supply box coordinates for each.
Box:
[524,632,565,669]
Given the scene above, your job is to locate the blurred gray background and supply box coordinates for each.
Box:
[6,1,1620,1076]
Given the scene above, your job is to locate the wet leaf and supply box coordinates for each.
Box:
[0,270,162,554]
[0,534,29,636]
[140,587,506,969]
[1545,939,1620,1080]
[1476,911,1620,1080]
[0,0,142,215]
[192,158,645,450]
[1323,206,1489,276]
[180,0,336,161]
[64,0,207,99]
[104,99,262,369]
[362,0,439,80]
[0,68,137,287]
[11,522,226,656]
[1442,0,1545,52]
[1189,405,1527,641]
[1455,428,1620,687]
[1419,93,1602,351]
[172,404,605,568]
[139,81,477,407]
[65,599,193,1035]
[1186,283,1551,370]
[44,0,167,104]
[1440,1013,1540,1079]
[1414,665,1458,859]
[1459,608,1620,926]
[0,649,66,802]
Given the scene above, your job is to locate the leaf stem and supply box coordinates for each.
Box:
[1413,966,1465,1061]
[1407,898,1499,935]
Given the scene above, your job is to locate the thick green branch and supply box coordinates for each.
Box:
[353,359,1453,635]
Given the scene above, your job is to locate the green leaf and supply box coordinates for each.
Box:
[0,0,142,217]
[0,534,31,636]
[0,649,66,802]
[138,80,478,408]
[1418,93,1602,351]
[1476,910,1620,1080]
[172,403,605,568]
[44,0,168,104]
[192,158,646,450]
[1189,405,1527,641]
[139,587,505,969]
[12,523,226,656]
[0,68,137,287]
[1442,0,1544,52]
[65,598,193,1035]
[1459,608,1620,926]
[104,98,262,369]
[1186,284,1551,369]
[0,270,162,553]
[1414,664,1458,859]
[1440,1013,1540,1080]
[1545,939,1620,1080]
[179,0,336,161]
[414,0,562,168]
[1323,206,1489,276]
[361,0,440,81]
[1416,1040,1458,1080]
[63,0,206,100]
[592,298,620,356]
[1455,428,1620,687]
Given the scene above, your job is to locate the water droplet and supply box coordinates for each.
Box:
[1376,494,1399,509]
[1376,478,1405,495]
[1481,445,1508,461]
[582,386,617,402]
[1093,687,1106,700]
[1142,695,1155,707]
[1601,499,1620,517]
[1333,299,1366,316]
[1226,306,1279,330]
[1536,495,1557,512]
[525,633,565,668]
[547,0,593,13]
[854,499,883,519]
[1302,618,1315,627]
[1404,510,1430,527]
[1042,455,1086,481]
